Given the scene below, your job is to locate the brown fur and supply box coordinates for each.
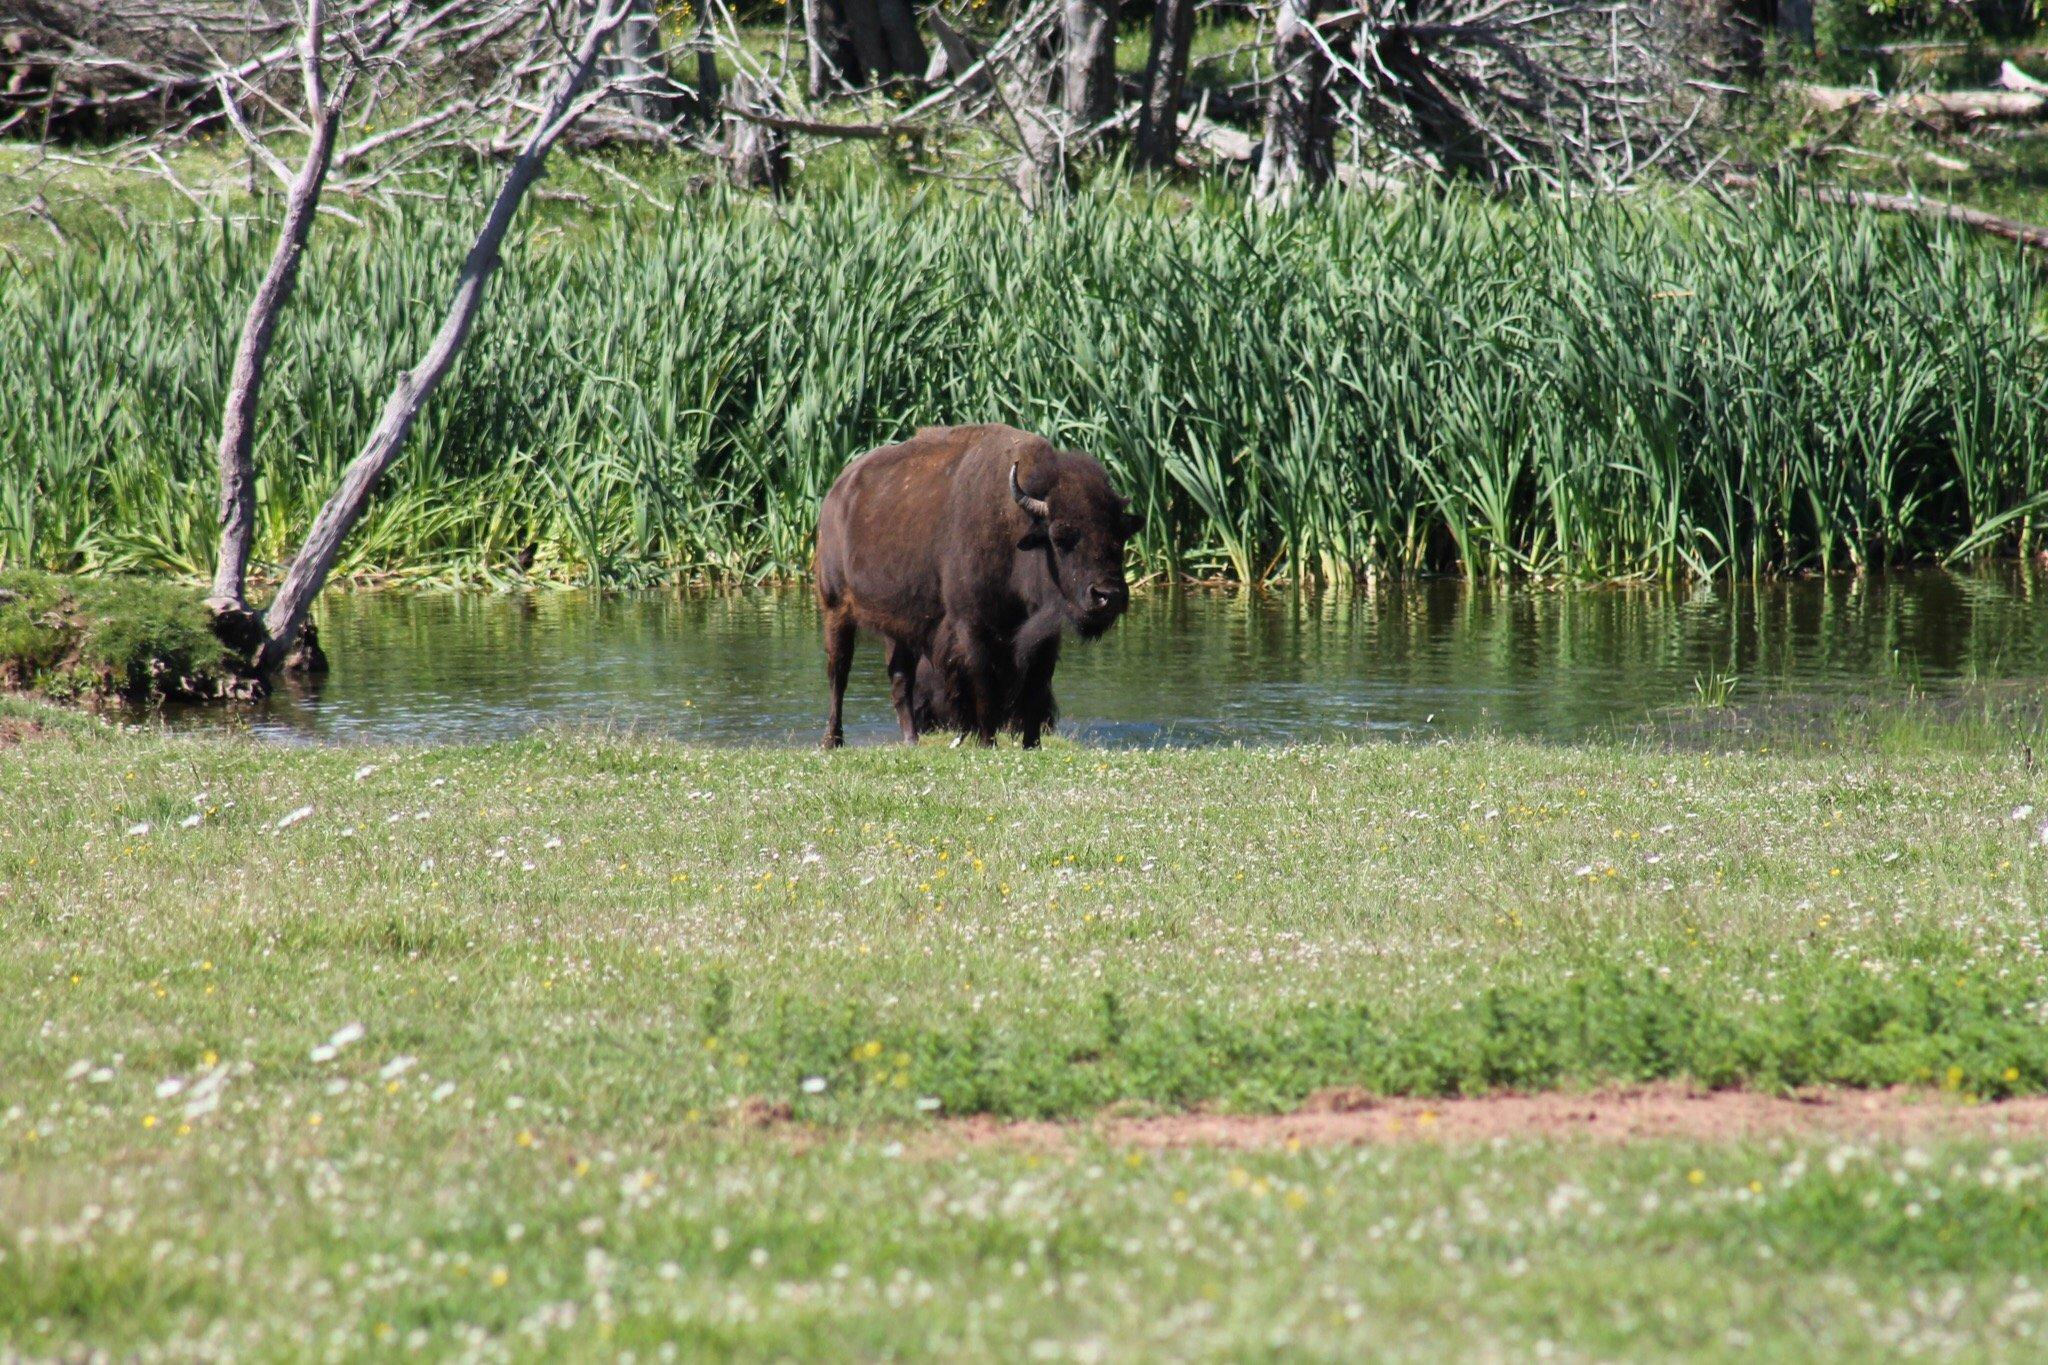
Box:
[814,424,1139,748]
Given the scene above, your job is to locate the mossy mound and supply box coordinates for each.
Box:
[0,570,236,702]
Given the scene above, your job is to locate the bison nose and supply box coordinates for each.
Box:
[1089,583,1127,611]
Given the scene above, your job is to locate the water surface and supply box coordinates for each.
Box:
[199,568,2048,747]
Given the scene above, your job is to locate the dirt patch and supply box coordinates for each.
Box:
[935,1085,2048,1152]
[729,1096,797,1129]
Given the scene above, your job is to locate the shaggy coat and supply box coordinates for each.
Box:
[814,424,1139,747]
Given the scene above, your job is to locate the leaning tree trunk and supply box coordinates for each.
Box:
[256,3,631,672]
[208,4,343,614]
[1133,0,1195,168]
[1254,0,1334,204]
[1061,0,1117,126]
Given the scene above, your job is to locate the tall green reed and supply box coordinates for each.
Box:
[3,180,2042,584]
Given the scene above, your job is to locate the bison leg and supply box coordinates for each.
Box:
[933,616,1002,746]
[967,654,1006,747]
[885,638,921,744]
[1015,638,1061,749]
[821,605,856,749]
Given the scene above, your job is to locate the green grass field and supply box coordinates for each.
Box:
[7,706,2048,1355]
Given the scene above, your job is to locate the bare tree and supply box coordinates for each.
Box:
[0,0,302,139]
[805,0,926,92]
[724,71,792,190]
[206,0,358,616]
[1134,0,1196,168]
[1255,0,1334,201]
[252,3,636,670]
[608,0,678,124]
[1773,0,1813,48]
[805,0,857,95]
[1061,0,1117,126]
[12,0,644,675]
[875,0,929,77]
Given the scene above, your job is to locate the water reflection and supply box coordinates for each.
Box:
[195,567,2048,747]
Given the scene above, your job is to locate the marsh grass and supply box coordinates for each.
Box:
[4,181,2044,585]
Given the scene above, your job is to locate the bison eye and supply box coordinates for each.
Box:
[1053,529,1082,552]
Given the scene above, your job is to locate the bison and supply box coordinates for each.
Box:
[814,424,1141,748]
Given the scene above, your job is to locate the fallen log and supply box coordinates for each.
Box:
[1796,84,2048,124]
[1723,172,2048,254]
[1996,60,2048,95]
[1179,112,1256,162]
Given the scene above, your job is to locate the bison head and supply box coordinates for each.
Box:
[1011,460,1141,639]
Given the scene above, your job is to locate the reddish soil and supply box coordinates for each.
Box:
[935,1084,2048,1152]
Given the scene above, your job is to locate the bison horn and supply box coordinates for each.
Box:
[1010,463,1050,520]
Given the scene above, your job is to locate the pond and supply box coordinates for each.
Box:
[187,566,2048,748]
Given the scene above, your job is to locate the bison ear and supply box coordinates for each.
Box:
[1017,525,1050,551]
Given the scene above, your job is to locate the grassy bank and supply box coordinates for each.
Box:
[0,569,233,702]
[5,182,2045,586]
[6,719,2048,1353]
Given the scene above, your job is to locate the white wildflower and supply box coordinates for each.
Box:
[182,1065,231,1120]
[800,1076,828,1094]
[276,805,314,830]
[126,822,151,837]
[353,764,379,781]
[310,1021,364,1062]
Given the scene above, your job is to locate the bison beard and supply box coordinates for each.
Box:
[814,423,1138,748]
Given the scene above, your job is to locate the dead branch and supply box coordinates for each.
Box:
[1253,0,1712,195]
[1722,172,2048,254]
